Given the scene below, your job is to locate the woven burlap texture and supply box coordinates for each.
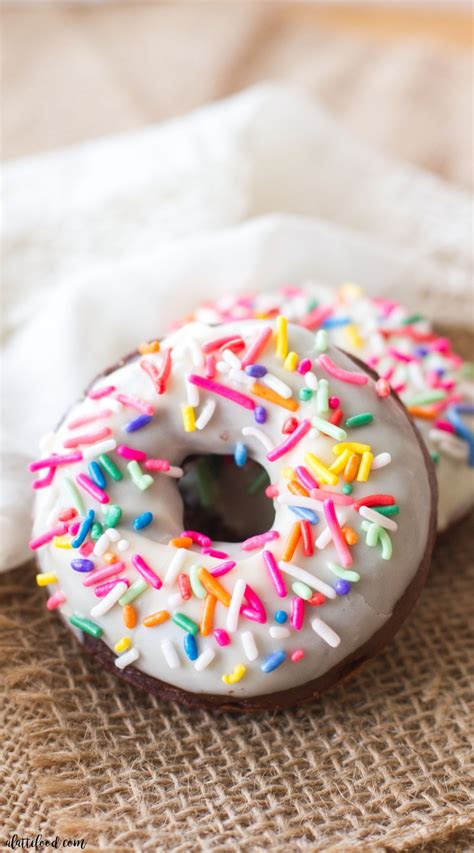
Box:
[1,329,473,852]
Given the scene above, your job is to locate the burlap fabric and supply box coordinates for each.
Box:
[1,328,473,852]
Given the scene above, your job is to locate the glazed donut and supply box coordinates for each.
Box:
[30,317,436,711]
[187,284,474,532]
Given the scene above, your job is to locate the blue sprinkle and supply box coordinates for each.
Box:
[261,650,286,673]
[335,579,351,595]
[184,633,198,661]
[133,511,153,530]
[321,316,351,329]
[70,558,95,573]
[274,610,287,624]
[234,442,248,467]
[414,346,429,357]
[88,460,106,490]
[245,364,267,378]
[447,403,474,466]
[289,505,319,524]
[254,406,267,424]
[124,414,153,433]
[71,509,95,549]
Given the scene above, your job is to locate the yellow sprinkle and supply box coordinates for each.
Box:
[284,351,298,372]
[222,663,246,685]
[329,448,352,474]
[339,282,363,303]
[138,340,160,354]
[114,636,132,653]
[304,452,339,486]
[357,450,374,482]
[282,466,295,480]
[333,442,371,456]
[53,536,72,549]
[181,404,196,433]
[36,572,57,586]
[345,324,363,349]
[254,311,272,320]
[276,315,288,359]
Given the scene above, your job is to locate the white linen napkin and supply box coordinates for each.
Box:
[2,83,472,570]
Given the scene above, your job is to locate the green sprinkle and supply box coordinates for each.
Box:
[69,614,103,639]
[406,390,446,407]
[312,415,347,442]
[362,520,380,547]
[431,451,441,465]
[307,298,319,312]
[104,504,122,528]
[127,460,154,491]
[342,483,353,495]
[326,561,360,583]
[118,578,148,606]
[299,388,313,402]
[315,329,328,353]
[64,477,85,515]
[90,522,103,541]
[189,565,206,599]
[99,453,123,481]
[172,612,199,635]
[361,521,392,559]
[377,527,393,560]
[291,581,312,600]
[345,413,374,428]
[316,379,329,415]
[247,469,270,496]
[372,504,400,516]
[401,313,423,325]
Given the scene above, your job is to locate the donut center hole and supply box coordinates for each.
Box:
[178,454,275,544]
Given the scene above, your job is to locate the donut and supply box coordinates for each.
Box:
[29,317,437,711]
[185,284,474,532]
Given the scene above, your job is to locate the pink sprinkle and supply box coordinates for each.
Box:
[366,356,379,369]
[267,419,311,462]
[202,334,243,354]
[76,473,109,505]
[205,354,217,378]
[201,547,229,559]
[295,466,318,491]
[131,554,162,589]
[214,628,231,647]
[241,326,273,369]
[291,649,305,663]
[29,451,83,472]
[262,550,287,598]
[29,523,68,551]
[68,410,112,430]
[310,488,353,505]
[299,305,332,330]
[46,591,66,610]
[297,358,312,375]
[80,541,94,557]
[117,445,147,461]
[290,596,305,631]
[329,396,340,410]
[318,354,368,386]
[241,530,279,551]
[88,385,116,400]
[209,560,236,578]
[375,378,391,398]
[181,530,212,548]
[240,606,266,624]
[431,337,450,354]
[145,458,171,471]
[434,419,456,434]
[68,521,80,536]
[392,383,405,394]
[243,584,266,619]
[323,499,352,568]
[115,393,154,415]
[94,577,131,597]
[381,366,395,382]
[387,347,414,363]
[63,427,112,449]
[32,467,56,490]
[265,484,279,498]
[82,562,126,587]
[187,375,256,410]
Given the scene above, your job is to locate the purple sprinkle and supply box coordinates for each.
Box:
[70,559,95,573]
[123,414,153,433]
[335,579,351,595]
[254,406,267,424]
[245,364,267,378]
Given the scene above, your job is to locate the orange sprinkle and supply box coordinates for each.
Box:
[343,452,359,483]
[282,521,302,562]
[169,536,193,548]
[251,382,299,412]
[138,340,160,355]
[288,480,309,498]
[407,406,438,420]
[103,551,118,564]
[200,594,217,636]
[123,604,137,629]
[342,524,359,546]
[198,568,231,607]
[143,609,170,628]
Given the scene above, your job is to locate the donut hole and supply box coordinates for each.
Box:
[177,454,275,544]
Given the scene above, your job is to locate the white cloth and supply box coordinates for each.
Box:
[2,83,472,570]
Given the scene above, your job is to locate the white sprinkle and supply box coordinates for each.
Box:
[241,631,258,661]
[278,561,336,599]
[93,532,110,557]
[407,361,426,391]
[188,336,205,368]
[117,539,129,553]
[242,426,274,453]
[194,648,216,671]
[82,438,117,460]
[162,466,184,478]
[91,581,128,617]
[164,549,187,586]
[311,617,341,648]
[359,505,398,531]
[107,527,120,542]
[186,375,200,407]
[305,372,319,390]
[226,578,246,633]
[262,373,292,399]
[161,639,180,669]
[216,360,230,374]
[269,626,290,639]
[196,399,216,430]
[371,452,391,470]
[315,511,349,550]
[115,646,140,670]
[229,368,254,387]
[222,348,242,370]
